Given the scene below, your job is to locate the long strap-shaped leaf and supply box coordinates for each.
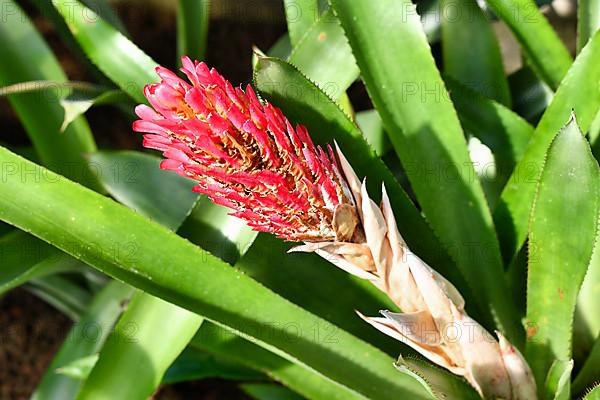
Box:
[288,9,359,100]
[191,322,364,400]
[573,240,600,392]
[176,0,210,63]
[441,0,511,106]
[578,0,600,153]
[526,117,600,394]
[0,147,431,400]
[27,274,92,321]
[577,0,600,52]
[283,5,529,177]
[444,78,533,165]
[494,31,600,263]
[484,0,572,90]
[235,233,401,356]
[78,152,262,400]
[162,346,265,384]
[241,384,304,400]
[574,334,600,395]
[0,0,100,190]
[584,384,600,400]
[52,0,158,103]
[78,293,203,400]
[75,151,206,400]
[445,77,533,207]
[0,230,79,295]
[31,281,134,400]
[508,66,554,122]
[330,0,519,339]
[283,0,319,46]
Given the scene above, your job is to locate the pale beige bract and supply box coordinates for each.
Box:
[292,145,537,400]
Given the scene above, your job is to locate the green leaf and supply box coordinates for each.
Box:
[241,383,304,400]
[483,0,572,90]
[495,31,600,264]
[52,0,158,103]
[55,354,99,380]
[87,151,198,231]
[0,222,12,236]
[589,22,600,157]
[59,90,126,132]
[355,109,389,156]
[27,275,92,321]
[163,347,265,384]
[77,0,127,32]
[577,0,600,52]
[394,356,480,400]
[177,0,210,62]
[573,335,600,395]
[0,230,80,295]
[191,322,366,400]
[508,67,554,122]
[28,0,127,85]
[419,0,443,42]
[31,281,134,400]
[544,359,573,400]
[525,116,600,391]
[0,147,431,399]
[268,34,293,59]
[584,383,600,400]
[0,81,128,133]
[330,0,518,338]
[283,0,319,46]
[79,150,256,400]
[506,245,528,316]
[235,234,400,356]
[77,293,203,400]
[574,239,600,363]
[288,9,359,100]
[0,0,100,190]
[177,197,257,264]
[0,80,100,96]
[252,56,474,317]
[441,0,511,106]
[445,77,533,191]
[590,112,600,157]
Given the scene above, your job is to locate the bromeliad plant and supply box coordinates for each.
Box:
[0,0,599,399]
[134,57,535,398]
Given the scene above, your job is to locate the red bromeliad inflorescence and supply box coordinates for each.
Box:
[133,57,359,242]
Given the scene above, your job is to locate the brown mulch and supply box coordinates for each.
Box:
[0,289,70,400]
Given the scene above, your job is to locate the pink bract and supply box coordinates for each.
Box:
[133,57,356,241]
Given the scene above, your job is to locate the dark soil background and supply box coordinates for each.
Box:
[0,289,70,399]
[0,1,288,398]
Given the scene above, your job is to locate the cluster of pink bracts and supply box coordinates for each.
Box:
[133,57,537,400]
[133,57,357,242]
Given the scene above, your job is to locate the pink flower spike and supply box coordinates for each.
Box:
[133,58,361,242]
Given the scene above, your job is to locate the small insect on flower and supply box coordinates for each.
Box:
[133,57,362,242]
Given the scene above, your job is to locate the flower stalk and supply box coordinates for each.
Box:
[134,58,536,399]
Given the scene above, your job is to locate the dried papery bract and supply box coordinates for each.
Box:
[293,147,537,399]
[134,58,536,399]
